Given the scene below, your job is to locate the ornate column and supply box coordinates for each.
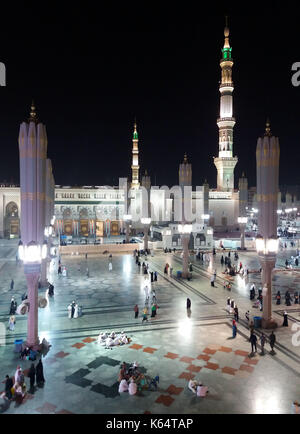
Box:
[18,102,48,348]
[256,120,280,329]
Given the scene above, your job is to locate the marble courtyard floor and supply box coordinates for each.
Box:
[0,242,300,414]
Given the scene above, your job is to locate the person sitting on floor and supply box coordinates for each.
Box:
[188,379,198,393]
[196,383,209,397]
[118,379,128,393]
[128,378,137,395]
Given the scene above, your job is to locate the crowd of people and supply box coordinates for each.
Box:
[1,359,45,411]
[98,331,130,348]
[118,361,159,395]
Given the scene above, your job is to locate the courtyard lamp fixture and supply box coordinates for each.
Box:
[255,235,279,255]
[18,240,48,263]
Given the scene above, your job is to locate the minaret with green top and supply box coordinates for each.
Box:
[131,118,140,190]
[214,17,238,191]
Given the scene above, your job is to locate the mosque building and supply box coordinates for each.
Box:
[0,23,297,243]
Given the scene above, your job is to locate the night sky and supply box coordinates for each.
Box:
[0,4,299,189]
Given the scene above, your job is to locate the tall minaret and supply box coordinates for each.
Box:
[131,119,140,189]
[214,18,238,191]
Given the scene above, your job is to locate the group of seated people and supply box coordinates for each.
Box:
[188,379,209,397]
[97,331,130,348]
[19,338,51,361]
[118,361,159,396]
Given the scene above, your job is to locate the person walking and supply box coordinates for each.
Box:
[210,275,215,287]
[269,331,276,353]
[9,297,17,315]
[187,298,191,310]
[8,315,15,331]
[154,271,158,281]
[28,363,36,393]
[36,359,45,387]
[142,306,148,323]
[245,310,250,322]
[221,255,224,266]
[151,303,157,318]
[250,332,257,353]
[260,334,266,355]
[4,375,13,400]
[282,311,288,326]
[232,319,237,338]
[234,306,239,322]
[134,304,139,319]
[10,279,14,291]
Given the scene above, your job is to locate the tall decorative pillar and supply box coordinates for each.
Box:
[256,121,280,329]
[179,154,192,279]
[238,173,248,250]
[18,102,48,348]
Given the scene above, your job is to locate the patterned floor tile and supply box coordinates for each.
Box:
[178,372,195,381]
[72,343,86,349]
[36,402,57,414]
[55,351,70,358]
[82,337,96,343]
[203,348,217,355]
[91,382,119,398]
[196,354,210,362]
[179,356,195,364]
[219,346,232,353]
[164,352,179,360]
[244,357,259,365]
[129,344,143,350]
[222,366,238,375]
[143,347,157,354]
[205,362,219,370]
[235,350,249,357]
[87,356,120,369]
[65,368,93,388]
[166,385,184,395]
[155,394,175,407]
[239,364,254,373]
[186,364,202,373]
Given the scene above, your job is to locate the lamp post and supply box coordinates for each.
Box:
[256,120,280,328]
[178,224,192,278]
[18,103,49,347]
[238,216,247,250]
[141,217,151,251]
[123,214,132,244]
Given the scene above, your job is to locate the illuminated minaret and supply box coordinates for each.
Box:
[131,119,140,190]
[214,19,238,191]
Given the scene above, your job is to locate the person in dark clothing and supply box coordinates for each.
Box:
[269,331,276,353]
[9,298,17,315]
[58,265,62,274]
[4,375,13,400]
[10,279,14,291]
[282,311,288,327]
[285,259,288,268]
[150,272,154,282]
[186,298,191,309]
[71,301,76,318]
[250,333,257,353]
[134,304,139,319]
[276,291,281,305]
[294,291,299,304]
[221,255,224,266]
[296,258,299,267]
[285,290,291,306]
[36,359,45,386]
[48,284,54,297]
[234,306,239,322]
[28,364,36,392]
